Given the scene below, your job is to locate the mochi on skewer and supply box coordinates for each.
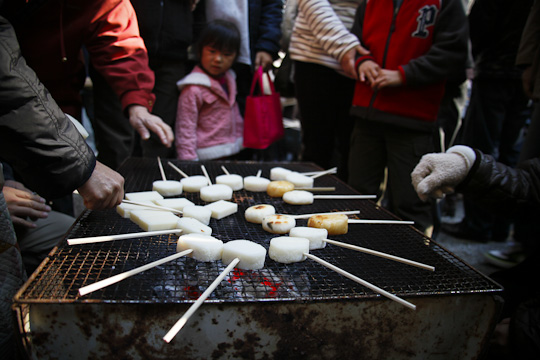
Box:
[262,214,296,234]
[269,236,310,264]
[244,204,276,224]
[152,157,182,196]
[176,234,223,262]
[221,239,267,270]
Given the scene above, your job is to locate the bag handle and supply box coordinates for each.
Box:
[249,66,276,96]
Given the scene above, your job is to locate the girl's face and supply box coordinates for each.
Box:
[200,45,236,78]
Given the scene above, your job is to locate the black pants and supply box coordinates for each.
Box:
[293,61,356,181]
[460,77,530,240]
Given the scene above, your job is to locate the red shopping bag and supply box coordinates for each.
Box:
[243,67,284,149]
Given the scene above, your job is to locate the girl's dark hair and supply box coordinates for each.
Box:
[195,19,241,61]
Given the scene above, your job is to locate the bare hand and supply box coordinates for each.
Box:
[341,45,371,79]
[255,51,274,72]
[371,69,403,90]
[128,105,174,147]
[358,60,381,84]
[3,184,51,228]
[77,161,125,210]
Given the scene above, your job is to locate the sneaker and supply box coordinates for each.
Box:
[483,243,526,269]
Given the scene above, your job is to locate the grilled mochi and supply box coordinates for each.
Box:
[282,190,314,205]
[262,214,296,234]
[152,180,183,196]
[181,175,209,192]
[176,234,223,262]
[215,174,243,191]
[269,236,309,263]
[244,204,276,224]
[308,214,348,235]
[244,176,270,192]
[289,227,328,250]
[221,240,266,270]
[200,184,233,202]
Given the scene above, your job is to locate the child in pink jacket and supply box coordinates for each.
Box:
[175,20,243,160]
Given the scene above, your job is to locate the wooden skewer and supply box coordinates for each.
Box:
[348,219,414,225]
[121,200,183,214]
[200,164,212,185]
[309,167,337,179]
[68,229,183,245]
[323,239,434,271]
[304,253,416,310]
[157,156,167,181]
[221,165,230,175]
[300,168,338,176]
[296,187,336,192]
[168,162,189,178]
[256,169,262,177]
[163,257,240,343]
[290,210,360,220]
[313,195,377,200]
[79,249,193,296]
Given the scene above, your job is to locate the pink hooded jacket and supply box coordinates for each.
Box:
[175,66,244,160]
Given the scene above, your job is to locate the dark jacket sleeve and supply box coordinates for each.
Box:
[402,0,469,86]
[249,0,283,61]
[458,150,540,215]
[0,16,96,198]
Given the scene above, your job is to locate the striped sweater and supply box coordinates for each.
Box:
[289,0,361,72]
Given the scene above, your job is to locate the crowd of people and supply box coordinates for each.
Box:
[1,0,539,358]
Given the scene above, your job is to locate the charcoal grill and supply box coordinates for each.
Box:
[13,159,503,359]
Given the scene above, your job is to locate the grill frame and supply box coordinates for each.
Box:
[14,159,502,305]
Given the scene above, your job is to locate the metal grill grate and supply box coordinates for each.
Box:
[15,159,502,304]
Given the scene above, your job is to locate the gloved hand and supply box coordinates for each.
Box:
[411,146,476,201]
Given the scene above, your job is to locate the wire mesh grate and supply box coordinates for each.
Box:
[15,159,502,305]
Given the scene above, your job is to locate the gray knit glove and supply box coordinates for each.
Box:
[411,146,476,201]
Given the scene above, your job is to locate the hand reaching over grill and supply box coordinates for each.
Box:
[411,145,477,202]
[78,161,125,210]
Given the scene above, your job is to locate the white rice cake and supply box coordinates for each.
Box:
[200,184,233,202]
[244,204,276,224]
[153,198,194,211]
[289,227,328,250]
[285,172,314,188]
[216,174,243,191]
[283,190,314,205]
[270,167,292,181]
[152,180,183,196]
[262,214,296,234]
[129,210,179,231]
[125,191,164,202]
[117,200,156,218]
[177,217,212,235]
[269,236,309,263]
[181,175,209,192]
[222,239,266,270]
[243,176,270,192]
[176,234,223,262]
[183,205,212,225]
[204,200,238,220]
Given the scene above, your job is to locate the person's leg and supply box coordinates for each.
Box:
[347,120,387,197]
[294,61,355,180]
[89,65,134,170]
[141,61,187,159]
[385,125,435,234]
[16,211,75,275]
